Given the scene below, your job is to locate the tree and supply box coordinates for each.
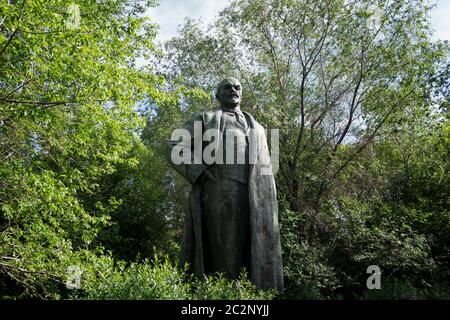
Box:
[156,0,449,298]
[0,0,163,298]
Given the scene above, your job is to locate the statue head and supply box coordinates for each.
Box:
[215,77,242,108]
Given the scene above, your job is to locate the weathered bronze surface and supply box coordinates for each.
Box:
[168,78,284,291]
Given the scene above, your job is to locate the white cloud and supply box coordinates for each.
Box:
[148,0,230,42]
[429,0,450,41]
[148,0,450,43]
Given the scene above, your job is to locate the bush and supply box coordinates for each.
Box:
[279,201,339,299]
[71,255,275,300]
[361,278,450,300]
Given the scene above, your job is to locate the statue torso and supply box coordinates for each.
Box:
[210,111,250,184]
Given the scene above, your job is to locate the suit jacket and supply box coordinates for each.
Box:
[168,109,284,291]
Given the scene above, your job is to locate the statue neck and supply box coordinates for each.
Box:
[221,105,241,113]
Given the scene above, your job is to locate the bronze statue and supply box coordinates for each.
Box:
[168,78,283,291]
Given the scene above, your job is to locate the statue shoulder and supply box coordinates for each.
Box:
[243,111,264,131]
[189,110,216,122]
[189,111,204,122]
[202,110,217,123]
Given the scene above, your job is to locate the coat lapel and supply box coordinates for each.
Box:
[183,109,284,291]
[202,109,223,160]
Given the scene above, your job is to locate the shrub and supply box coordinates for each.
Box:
[279,201,339,299]
[71,255,275,300]
[361,278,450,300]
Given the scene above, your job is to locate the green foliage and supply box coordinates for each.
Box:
[88,140,180,261]
[157,0,449,300]
[279,200,339,299]
[73,256,275,300]
[0,0,165,298]
[1,0,449,300]
[362,278,450,300]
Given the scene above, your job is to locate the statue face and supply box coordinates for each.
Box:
[217,78,242,107]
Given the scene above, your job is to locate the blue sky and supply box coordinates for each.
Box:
[147,0,450,43]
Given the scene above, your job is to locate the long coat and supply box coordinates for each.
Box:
[168,109,284,291]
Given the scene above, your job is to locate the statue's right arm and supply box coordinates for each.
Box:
[167,112,208,185]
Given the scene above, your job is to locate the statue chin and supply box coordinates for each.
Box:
[224,100,240,108]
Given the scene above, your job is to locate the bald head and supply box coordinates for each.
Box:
[216,78,242,109]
